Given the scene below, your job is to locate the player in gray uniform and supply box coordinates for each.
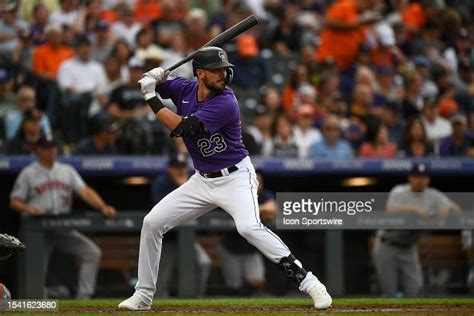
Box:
[119,47,332,310]
[10,137,116,299]
[373,163,459,297]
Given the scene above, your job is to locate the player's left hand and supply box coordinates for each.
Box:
[100,205,117,218]
[138,76,157,101]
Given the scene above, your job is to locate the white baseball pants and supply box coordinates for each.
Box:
[134,157,297,303]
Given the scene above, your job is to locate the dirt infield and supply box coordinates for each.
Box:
[57,303,474,314]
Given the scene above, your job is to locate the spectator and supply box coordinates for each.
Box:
[420,98,452,146]
[413,56,438,98]
[160,30,193,79]
[443,28,472,75]
[9,136,116,299]
[90,20,113,63]
[208,0,236,36]
[49,0,82,31]
[375,65,404,104]
[401,71,424,120]
[272,114,298,158]
[111,5,142,49]
[183,8,210,51]
[293,104,322,158]
[0,2,29,60]
[74,117,119,155]
[316,0,380,71]
[219,171,276,295]
[57,35,108,142]
[399,118,434,158]
[0,67,16,117]
[4,85,52,141]
[32,24,74,81]
[134,0,162,25]
[373,163,458,297]
[375,102,404,144]
[108,56,153,154]
[351,83,374,118]
[282,65,309,110]
[271,3,302,55]
[30,3,49,46]
[151,2,184,48]
[439,114,474,157]
[135,27,162,59]
[6,108,45,155]
[229,35,267,90]
[309,114,353,158]
[150,154,211,297]
[103,55,127,96]
[359,121,397,158]
[31,23,74,125]
[246,105,273,157]
[261,86,283,118]
[110,39,132,82]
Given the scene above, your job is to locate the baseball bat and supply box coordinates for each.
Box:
[165,15,259,72]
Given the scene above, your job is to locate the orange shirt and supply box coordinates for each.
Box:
[359,142,397,158]
[402,3,426,30]
[135,0,162,24]
[316,0,365,71]
[32,44,74,79]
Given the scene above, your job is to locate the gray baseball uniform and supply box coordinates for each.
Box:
[11,161,101,299]
[373,184,453,297]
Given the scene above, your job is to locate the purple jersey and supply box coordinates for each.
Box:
[156,77,248,173]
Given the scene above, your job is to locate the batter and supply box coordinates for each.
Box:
[118,47,332,310]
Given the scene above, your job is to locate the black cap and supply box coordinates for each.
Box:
[72,34,91,47]
[92,117,119,134]
[36,136,57,148]
[192,46,234,75]
[168,154,188,168]
[409,163,430,176]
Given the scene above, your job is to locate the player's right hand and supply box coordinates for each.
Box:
[138,76,157,101]
[145,67,169,84]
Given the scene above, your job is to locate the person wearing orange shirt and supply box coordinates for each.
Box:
[31,24,73,127]
[32,24,73,80]
[316,0,380,72]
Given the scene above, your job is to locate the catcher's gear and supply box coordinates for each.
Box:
[0,234,26,260]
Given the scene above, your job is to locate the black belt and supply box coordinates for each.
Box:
[199,165,238,178]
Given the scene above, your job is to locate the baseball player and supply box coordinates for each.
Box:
[118,46,332,310]
[10,137,116,299]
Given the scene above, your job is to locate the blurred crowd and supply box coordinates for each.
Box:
[0,0,473,158]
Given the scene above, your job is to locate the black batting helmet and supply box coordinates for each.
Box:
[192,46,234,84]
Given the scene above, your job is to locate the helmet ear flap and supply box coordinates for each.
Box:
[225,68,233,85]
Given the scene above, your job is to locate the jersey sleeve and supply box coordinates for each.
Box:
[430,189,453,208]
[155,77,190,102]
[387,185,405,205]
[193,94,239,134]
[68,166,87,193]
[10,169,30,201]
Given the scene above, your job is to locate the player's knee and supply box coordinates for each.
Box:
[142,213,166,236]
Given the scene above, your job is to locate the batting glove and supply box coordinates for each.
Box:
[138,76,157,101]
[144,67,169,84]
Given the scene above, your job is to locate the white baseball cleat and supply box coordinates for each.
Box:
[308,282,332,309]
[118,295,151,311]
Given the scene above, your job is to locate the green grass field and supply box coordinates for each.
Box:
[5,297,474,315]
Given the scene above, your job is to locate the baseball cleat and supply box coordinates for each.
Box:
[308,282,332,309]
[118,295,151,311]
